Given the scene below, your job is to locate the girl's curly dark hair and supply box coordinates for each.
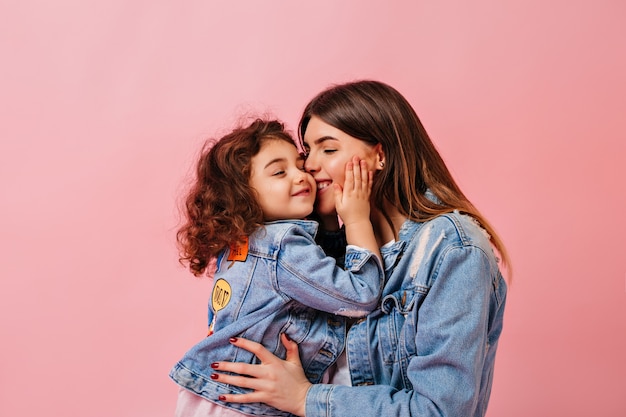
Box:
[177,118,296,276]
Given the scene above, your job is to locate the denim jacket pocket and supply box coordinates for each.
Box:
[280,305,315,345]
[379,285,428,388]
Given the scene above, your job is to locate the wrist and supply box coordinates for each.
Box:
[295,382,313,417]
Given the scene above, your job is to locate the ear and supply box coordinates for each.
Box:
[374,143,386,171]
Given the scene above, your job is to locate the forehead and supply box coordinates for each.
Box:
[302,116,366,151]
[253,139,299,163]
[303,117,340,143]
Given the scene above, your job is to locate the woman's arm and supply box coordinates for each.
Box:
[211,334,310,417]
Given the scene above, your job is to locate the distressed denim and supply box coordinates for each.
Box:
[306,212,507,417]
[170,219,383,416]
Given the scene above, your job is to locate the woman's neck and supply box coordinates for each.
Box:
[371,201,407,247]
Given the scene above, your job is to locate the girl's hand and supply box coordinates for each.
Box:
[333,156,380,260]
[210,334,311,417]
[334,156,373,227]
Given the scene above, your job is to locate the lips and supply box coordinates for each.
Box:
[292,188,312,197]
[316,181,332,192]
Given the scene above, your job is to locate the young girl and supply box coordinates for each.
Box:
[169,119,383,417]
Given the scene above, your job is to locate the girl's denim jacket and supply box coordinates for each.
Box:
[169,219,383,416]
[306,212,507,417]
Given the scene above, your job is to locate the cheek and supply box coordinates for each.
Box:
[323,159,347,184]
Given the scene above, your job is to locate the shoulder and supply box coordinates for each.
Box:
[393,213,501,290]
[403,211,492,250]
[262,219,319,239]
[402,212,498,271]
[249,220,319,253]
[429,211,492,249]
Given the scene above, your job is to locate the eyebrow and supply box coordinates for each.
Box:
[303,136,337,147]
[264,157,286,169]
[263,154,304,169]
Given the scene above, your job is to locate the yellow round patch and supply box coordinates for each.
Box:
[212,278,232,312]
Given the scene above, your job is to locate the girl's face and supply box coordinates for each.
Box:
[249,139,316,221]
[303,116,382,217]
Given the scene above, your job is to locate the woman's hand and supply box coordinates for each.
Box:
[210,334,312,417]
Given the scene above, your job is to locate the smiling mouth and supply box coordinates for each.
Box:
[317,181,331,191]
[293,189,311,197]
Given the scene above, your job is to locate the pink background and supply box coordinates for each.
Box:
[1,1,624,416]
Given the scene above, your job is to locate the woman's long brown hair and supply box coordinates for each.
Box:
[299,80,511,272]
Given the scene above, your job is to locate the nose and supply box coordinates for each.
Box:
[304,153,318,174]
[294,168,307,184]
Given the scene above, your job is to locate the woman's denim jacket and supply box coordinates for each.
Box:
[169,220,383,416]
[306,212,507,417]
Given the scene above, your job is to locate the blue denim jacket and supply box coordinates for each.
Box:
[170,219,383,416]
[306,212,507,417]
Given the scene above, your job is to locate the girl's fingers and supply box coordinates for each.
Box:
[359,160,370,193]
[346,156,370,193]
[344,160,354,191]
[351,156,361,188]
[352,157,371,194]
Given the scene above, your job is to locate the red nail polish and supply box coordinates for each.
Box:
[229,337,238,343]
[218,395,226,401]
[210,362,219,369]
[210,374,219,380]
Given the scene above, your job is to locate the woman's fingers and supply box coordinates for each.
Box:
[210,336,310,416]
[229,337,275,363]
[281,333,302,365]
[211,335,300,382]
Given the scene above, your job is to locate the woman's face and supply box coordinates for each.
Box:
[302,116,382,217]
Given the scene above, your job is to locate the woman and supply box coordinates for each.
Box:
[209,80,510,417]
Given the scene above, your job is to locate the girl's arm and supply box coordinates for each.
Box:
[274,157,382,317]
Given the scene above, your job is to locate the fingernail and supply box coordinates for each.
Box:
[283,333,292,341]
[218,395,226,401]
[210,362,219,369]
[210,374,219,380]
[229,337,238,343]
